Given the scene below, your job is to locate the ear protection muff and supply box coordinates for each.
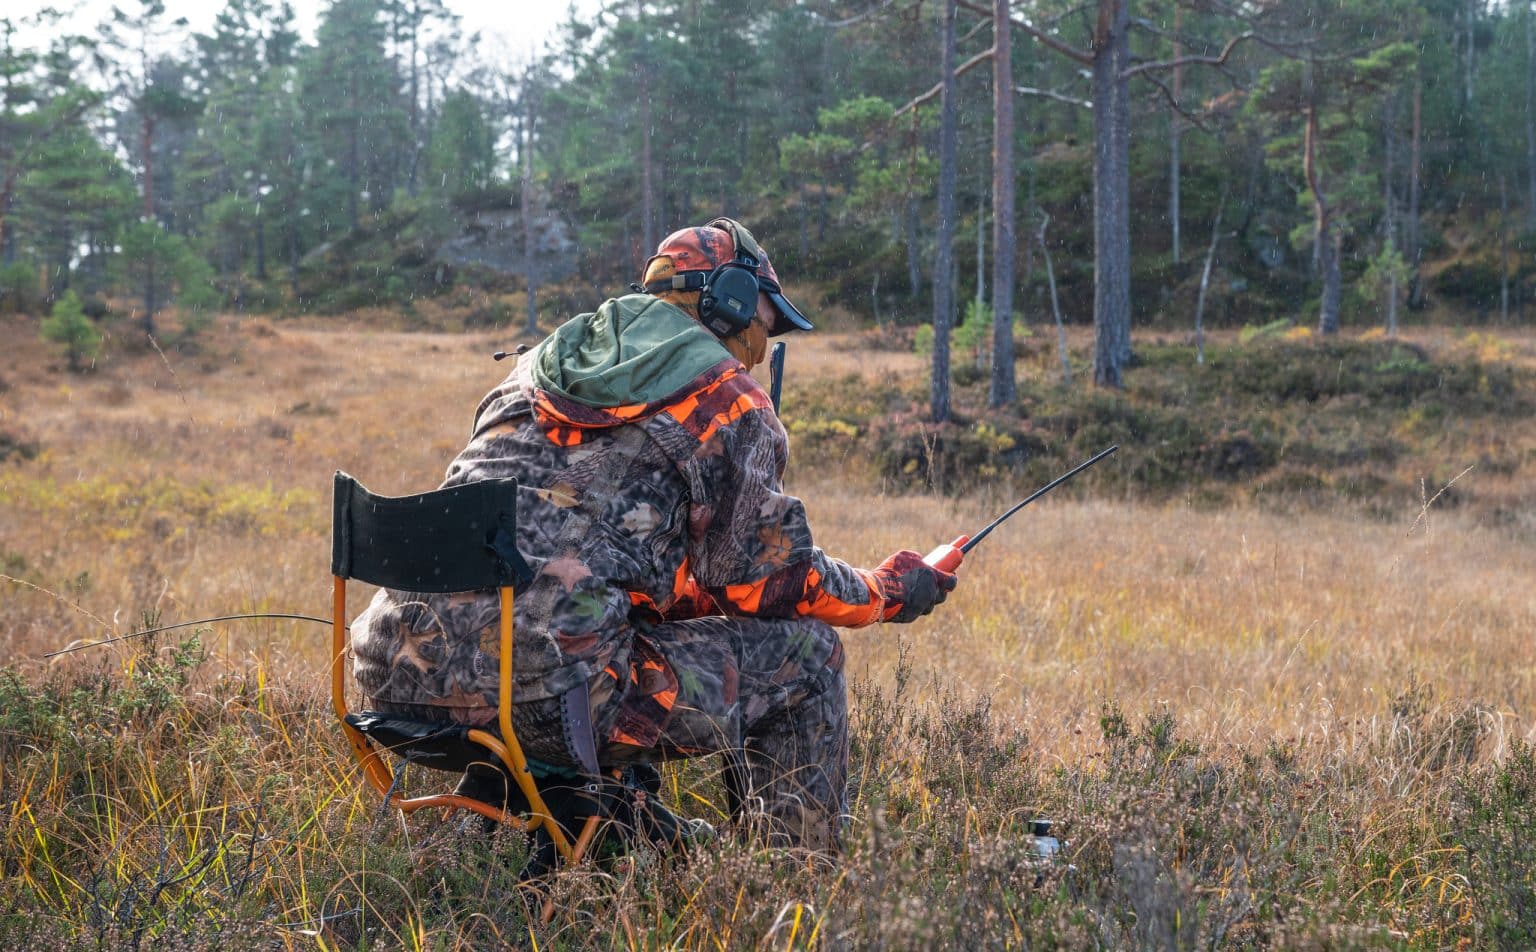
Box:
[697,253,759,338]
[643,249,760,339]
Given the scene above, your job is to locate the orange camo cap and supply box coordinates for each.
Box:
[643,219,814,335]
[648,225,740,275]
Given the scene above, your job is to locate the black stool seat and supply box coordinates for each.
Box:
[345,710,580,779]
[344,711,488,772]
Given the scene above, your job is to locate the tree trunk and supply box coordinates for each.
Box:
[1383,92,1396,250]
[931,0,958,424]
[1318,225,1341,335]
[975,185,985,311]
[407,15,421,197]
[289,221,300,300]
[1039,214,1070,386]
[138,84,160,336]
[1091,0,1131,386]
[1381,97,1398,336]
[1528,2,1536,231]
[640,90,654,254]
[1023,159,1038,318]
[143,257,157,337]
[347,75,361,231]
[1408,71,1423,306]
[1464,0,1476,108]
[522,81,539,336]
[723,70,739,216]
[1239,138,1262,237]
[0,171,17,264]
[799,184,810,261]
[1500,172,1510,322]
[637,0,655,260]
[141,112,156,221]
[989,0,1017,407]
[1306,101,1341,335]
[1194,196,1224,366]
[1387,268,1399,337]
[53,242,69,297]
[255,205,267,280]
[906,197,922,298]
[217,179,233,278]
[1170,3,1182,264]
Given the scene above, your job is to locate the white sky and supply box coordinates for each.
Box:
[9,0,605,65]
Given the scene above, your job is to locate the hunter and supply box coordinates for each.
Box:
[350,218,957,850]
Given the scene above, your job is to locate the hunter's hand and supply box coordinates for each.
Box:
[872,550,958,623]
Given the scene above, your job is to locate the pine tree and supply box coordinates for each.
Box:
[384,0,456,197]
[185,0,281,284]
[1249,0,1416,334]
[299,0,408,233]
[40,290,101,371]
[422,89,496,197]
[97,0,203,333]
[0,19,103,268]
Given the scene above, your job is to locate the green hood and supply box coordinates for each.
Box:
[529,294,729,408]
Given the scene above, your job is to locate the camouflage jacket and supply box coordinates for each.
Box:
[350,295,884,736]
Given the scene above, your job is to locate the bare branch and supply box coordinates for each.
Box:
[1121,31,1259,80]
[1197,0,1325,38]
[1199,0,1287,29]
[965,0,1095,29]
[893,46,996,116]
[1044,4,1098,28]
[959,14,990,44]
[1015,84,1093,109]
[1128,15,1281,49]
[1138,70,1215,131]
[955,0,1093,66]
[1128,15,1191,45]
[1127,14,1314,68]
[812,0,910,29]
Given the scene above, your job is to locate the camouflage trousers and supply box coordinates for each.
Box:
[600,615,849,852]
[369,613,848,850]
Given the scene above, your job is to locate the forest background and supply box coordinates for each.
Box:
[3,0,1536,947]
[6,0,1536,372]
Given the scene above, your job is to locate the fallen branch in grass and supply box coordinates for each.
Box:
[39,611,336,659]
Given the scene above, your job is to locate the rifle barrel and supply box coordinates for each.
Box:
[768,342,786,413]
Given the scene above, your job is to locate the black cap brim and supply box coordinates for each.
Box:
[764,285,814,335]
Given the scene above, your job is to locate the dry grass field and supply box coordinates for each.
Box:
[2,314,1535,948]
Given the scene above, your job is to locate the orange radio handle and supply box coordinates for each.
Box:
[922,535,969,573]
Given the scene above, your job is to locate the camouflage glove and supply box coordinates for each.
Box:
[871,550,958,623]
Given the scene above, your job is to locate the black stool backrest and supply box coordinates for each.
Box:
[331,471,532,593]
